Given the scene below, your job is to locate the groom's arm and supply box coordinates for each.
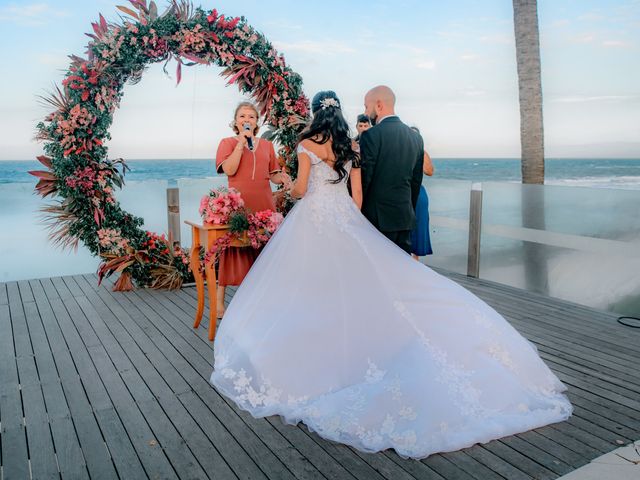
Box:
[360,129,378,200]
[411,137,424,209]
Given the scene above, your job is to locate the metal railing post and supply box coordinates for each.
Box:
[167,187,181,246]
[467,182,483,278]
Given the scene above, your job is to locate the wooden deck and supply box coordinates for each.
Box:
[1,270,638,480]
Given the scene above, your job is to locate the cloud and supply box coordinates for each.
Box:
[388,43,429,56]
[570,34,595,44]
[548,19,570,28]
[551,95,638,103]
[461,88,486,97]
[460,53,480,61]
[415,60,436,70]
[34,52,68,68]
[479,34,512,45]
[0,3,69,27]
[272,40,356,55]
[602,40,631,48]
[263,20,303,31]
[578,12,606,22]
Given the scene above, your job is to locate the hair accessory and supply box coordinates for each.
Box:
[320,97,340,110]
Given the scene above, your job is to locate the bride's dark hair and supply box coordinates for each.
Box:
[298,90,359,183]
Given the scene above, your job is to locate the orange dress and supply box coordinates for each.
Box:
[216,137,279,286]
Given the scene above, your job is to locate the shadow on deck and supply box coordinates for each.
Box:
[1,270,638,479]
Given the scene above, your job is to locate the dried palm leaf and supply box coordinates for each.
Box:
[39,201,82,250]
[149,264,183,290]
[37,84,71,114]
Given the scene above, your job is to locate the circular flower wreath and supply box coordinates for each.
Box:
[31,0,310,291]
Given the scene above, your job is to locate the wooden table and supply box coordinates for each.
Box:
[185,221,250,341]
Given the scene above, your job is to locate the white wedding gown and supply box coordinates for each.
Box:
[210,145,572,459]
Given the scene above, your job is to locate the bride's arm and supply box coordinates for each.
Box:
[350,168,363,209]
[289,152,311,199]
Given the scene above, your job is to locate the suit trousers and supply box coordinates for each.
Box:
[380,229,413,255]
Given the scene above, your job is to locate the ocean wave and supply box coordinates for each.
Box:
[546,176,640,190]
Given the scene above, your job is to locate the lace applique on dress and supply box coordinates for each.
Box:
[296,144,358,236]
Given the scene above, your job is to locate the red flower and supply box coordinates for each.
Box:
[207,8,218,23]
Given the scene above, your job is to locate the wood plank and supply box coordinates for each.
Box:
[507,319,640,382]
[17,279,35,303]
[21,382,59,480]
[88,344,179,480]
[296,426,388,480]
[485,297,640,355]
[533,424,601,459]
[462,446,532,480]
[457,278,635,342]
[126,287,346,480]
[3,268,639,480]
[31,278,90,478]
[422,453,485,480]
[0,304,19,394]
[88,278,309,480]
[94,407,149,480]
[0,282,8,304]
[500,435,574,476]
[481,440,557,479]
[439,450,506,480]
[382,451,446,480]
[48,279,120,479]
[73,276,287,480]
[2,283,30,478]
[347,448,418,480]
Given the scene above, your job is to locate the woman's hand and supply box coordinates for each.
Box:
[235,134,248,149]
[281,173,294,191]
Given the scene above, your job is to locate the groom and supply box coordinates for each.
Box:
[360,86,424,254]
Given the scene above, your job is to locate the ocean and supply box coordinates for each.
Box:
[1,158,639,316]
[2,157,640,189]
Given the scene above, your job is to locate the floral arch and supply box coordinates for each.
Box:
[31,0,309,290]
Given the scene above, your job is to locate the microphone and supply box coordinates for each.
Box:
[243,123,254,151]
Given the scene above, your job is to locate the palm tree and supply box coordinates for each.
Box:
[513,0,548,294]
[513,0,544,184]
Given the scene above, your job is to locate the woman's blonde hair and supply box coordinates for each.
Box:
[230,101,260,135]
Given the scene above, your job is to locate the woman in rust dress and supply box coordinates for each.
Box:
[215,101,292,318]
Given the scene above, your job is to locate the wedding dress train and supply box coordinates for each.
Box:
[210,145,572,459]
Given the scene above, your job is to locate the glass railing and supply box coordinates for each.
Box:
[419,179,640,316]
[478,181,640,315]
[0,182,99,282]
[2,177,639,316]
[177,177,227,247]
[421,179,472,275]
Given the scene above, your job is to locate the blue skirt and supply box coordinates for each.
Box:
[411,185,433,256]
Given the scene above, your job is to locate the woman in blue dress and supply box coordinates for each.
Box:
[410,127,434,260]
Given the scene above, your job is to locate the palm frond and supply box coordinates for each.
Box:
[39,201,82,251]
[171,0,194,22]
[149,264,183,290]
[37,84,71,114]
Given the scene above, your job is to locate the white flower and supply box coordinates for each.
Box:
[399,406,417,420]
[320,97,340,110]
[365,359,386,383]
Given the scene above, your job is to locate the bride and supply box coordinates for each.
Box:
[210,91,572,459]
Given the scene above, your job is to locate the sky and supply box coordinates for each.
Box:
[0,0,638,160]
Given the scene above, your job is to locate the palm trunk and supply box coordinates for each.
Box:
[513,0,544,184]
[513,0,548,294]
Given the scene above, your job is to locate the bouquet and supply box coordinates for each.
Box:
[199,187,244,225]
[247,210,284,248]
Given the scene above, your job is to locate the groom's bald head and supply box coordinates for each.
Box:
[365,86,396,108]
[364,85,396,124]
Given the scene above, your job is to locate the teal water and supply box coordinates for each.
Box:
[3,158,640,189]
